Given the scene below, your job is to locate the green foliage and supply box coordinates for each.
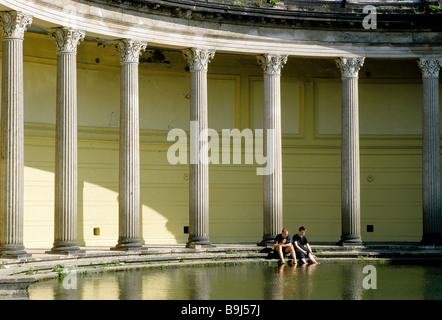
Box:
[52,264,64,273]
[52,264,75,279]
[413,3,439,14]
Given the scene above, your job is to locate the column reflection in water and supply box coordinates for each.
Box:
[80,274,120,299]
[418,265,441,300]
[188,268,211,300]
[340,264,363,300]
[118,270,142,300]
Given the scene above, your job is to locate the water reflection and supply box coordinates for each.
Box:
[118,270,142,300]
[423,264,442,300]
[341,264,364,300]
[264,264,319,299]
[28,262,442,300]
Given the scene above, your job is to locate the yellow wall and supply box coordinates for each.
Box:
[3,32,439,247]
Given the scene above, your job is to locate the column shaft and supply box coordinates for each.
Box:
[48,27,85,254]
[183,48,215,248]
[257,54,287,246]
[113,39,146,251]
[336,57,365,246]
[418,58,442,245]
[0,11,32,258]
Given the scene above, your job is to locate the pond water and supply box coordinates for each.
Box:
[29,262,442,300]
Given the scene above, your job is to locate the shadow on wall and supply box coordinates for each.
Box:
[23,135,265,248]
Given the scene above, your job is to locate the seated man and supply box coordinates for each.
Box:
[292,226,319,264]
[273,228,297,265]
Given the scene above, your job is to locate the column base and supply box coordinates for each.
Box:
[0,245,31,259]
[111,238,147,252]
[186,236,214,248]
[337,235,364,247]
[46,242,85,256]
[420,234,442,247]
[257,234,277,247]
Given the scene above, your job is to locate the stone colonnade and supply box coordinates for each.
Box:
[418,58,442,245]
[336,57,365,246]
[256,54,287,246]
[47,27,85,255]
[182,48,216,248]
[0,11,32,258]
[0,10,441,257]
[112,39,146,251]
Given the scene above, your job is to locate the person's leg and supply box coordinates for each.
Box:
[301,251,308,264]
[288,245,297,265]
[296,248,307,264]
[307,252,319,264]
[277,245,285,264]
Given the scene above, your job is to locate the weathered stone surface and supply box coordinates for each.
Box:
[418,58,442,246]
[113,39,147,251]
[336,57,365,246]
[4,0,442,58]
[0,11,32,259]
[257,54,287,245]
[182,48,215,248]
[47,27,85,255]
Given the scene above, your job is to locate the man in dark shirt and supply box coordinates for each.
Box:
[273,228,297,265]
[292,226,319,264]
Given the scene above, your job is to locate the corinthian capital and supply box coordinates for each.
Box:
[418,58,442,79]
[182,48,215,72]
[48,27,85,54]
[336,57,365,79]
[0,11,32,40]
[257,54,288,75]
[113,39,147,63]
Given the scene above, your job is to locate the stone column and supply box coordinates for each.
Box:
[0,11,32,259]
[336,57,365,246]
[257,54,287,246]
[418,58,442,246]
[47,27,85,255]
[112,39,146,251]
[182,48,215,248]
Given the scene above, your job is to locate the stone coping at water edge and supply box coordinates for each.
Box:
[1,243,442,293]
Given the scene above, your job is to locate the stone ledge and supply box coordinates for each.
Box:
[2,245,442,299]
[2,243,442,283]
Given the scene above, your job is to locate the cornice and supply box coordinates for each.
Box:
[85,0,442,31]
[1,0,442,58]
